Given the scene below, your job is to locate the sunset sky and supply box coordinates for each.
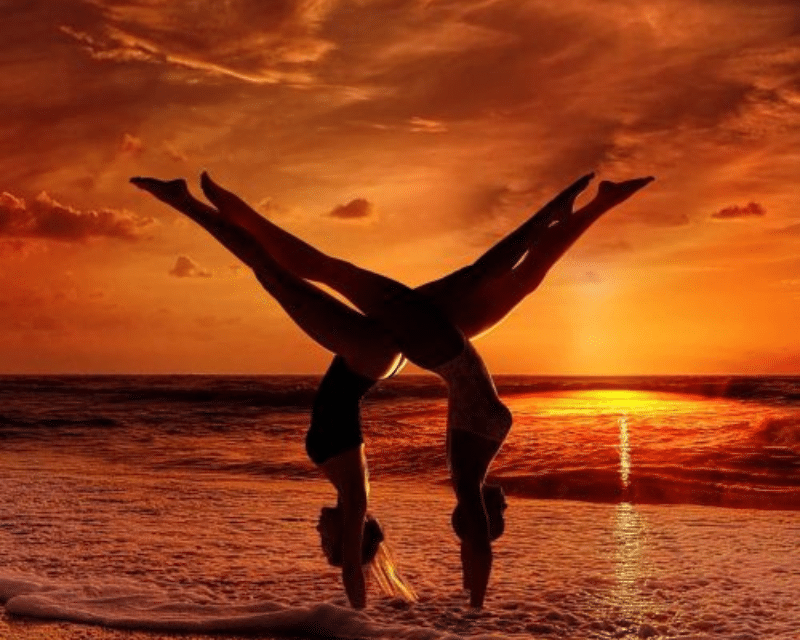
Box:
[2,0,799,374]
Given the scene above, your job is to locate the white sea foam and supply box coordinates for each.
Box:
[1,577,462,639]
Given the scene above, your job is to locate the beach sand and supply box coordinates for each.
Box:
[2,477,799,639]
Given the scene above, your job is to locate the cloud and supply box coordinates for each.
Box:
[119,133,144,155]
[59,0,340,86]
[0,191,156,242]
[467,182,548,226]
[163,145,188,162]
[408,117,447,133]
[712,202,766,220]
[328,198,373,219]
[169,255,212,278]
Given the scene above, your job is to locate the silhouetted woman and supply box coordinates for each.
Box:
[131,171,651,608]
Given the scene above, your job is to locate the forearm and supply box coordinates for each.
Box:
[454,481,493,608]
[341,486,368,608]
[342,561,367,609]
[462,540,492,609]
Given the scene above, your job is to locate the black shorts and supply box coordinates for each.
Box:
[305,356,376,465]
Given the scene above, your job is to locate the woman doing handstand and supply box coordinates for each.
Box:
[131,171,652,608]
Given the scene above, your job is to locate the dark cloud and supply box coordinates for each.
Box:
[0,2,266,193]
[471,185,517,222]
[328,198,373,219]
[169,255,212,278]
[712,202,766,220]
[467,181,554,227]
[0,191,155,241]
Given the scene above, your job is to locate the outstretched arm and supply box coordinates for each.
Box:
[318,447,370,608]
[448,427,502,609]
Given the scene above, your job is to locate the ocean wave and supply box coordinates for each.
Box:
[495,375,800,404]
[154,458,317,479]
[3,374,800,409]
[753,415,800,453]
[493,465,800,510]
[0,413,121,436]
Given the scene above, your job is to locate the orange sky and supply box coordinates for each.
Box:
[2,0,799,374]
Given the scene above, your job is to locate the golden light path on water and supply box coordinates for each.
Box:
[618,413,631,491]
[613,501,653,620]
[511,389,704,622]
[597,392,663,620]
[599,392,656,617]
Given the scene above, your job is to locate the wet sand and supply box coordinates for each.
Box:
[2,479,800,639]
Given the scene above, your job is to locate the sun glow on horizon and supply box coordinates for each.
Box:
[517,389,696,417]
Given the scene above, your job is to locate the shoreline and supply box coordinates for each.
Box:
[2,485,800,639]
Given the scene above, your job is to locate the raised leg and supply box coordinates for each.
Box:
[414,173,594,306]
[199,173,464,367]
[509,176,655,297]
[468,172,595,276]
[199,172,333,282]
[132,176,463,374]
[130,177,281,274]
[423,176,654,337]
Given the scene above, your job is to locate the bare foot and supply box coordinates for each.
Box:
[199,171,251,216]
[130,177,193,206]
[595,176,655,208]
[543,172,596,226]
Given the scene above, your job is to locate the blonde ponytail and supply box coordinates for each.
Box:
[369,542,418,602]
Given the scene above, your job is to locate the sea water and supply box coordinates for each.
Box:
[1,375,799,639]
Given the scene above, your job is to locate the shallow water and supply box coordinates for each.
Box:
[1,375,799,638]
[1,468,799,638]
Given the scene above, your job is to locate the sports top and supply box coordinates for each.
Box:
[306,355,376,465]
[433,340,512,443]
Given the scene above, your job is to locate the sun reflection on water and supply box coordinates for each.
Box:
[618,414,631,495]
[613,502,647,611]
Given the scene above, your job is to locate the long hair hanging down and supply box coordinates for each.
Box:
[369,542,418,602]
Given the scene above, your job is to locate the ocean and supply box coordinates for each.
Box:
[1,374,799,639]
